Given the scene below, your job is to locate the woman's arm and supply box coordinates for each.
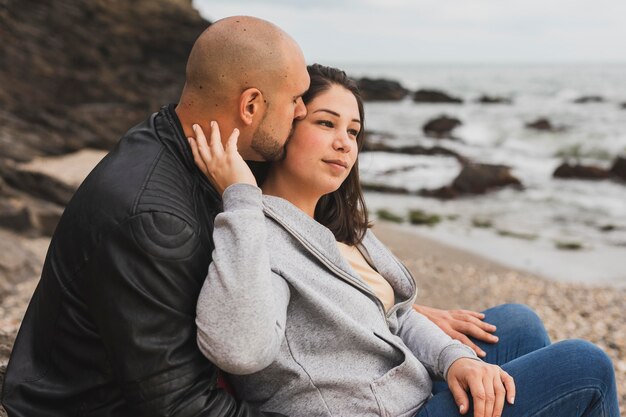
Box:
[195,183,290,375]
[396,308,478,379]
[189,123,290,375]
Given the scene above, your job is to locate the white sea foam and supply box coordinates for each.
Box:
[343,63,626,285]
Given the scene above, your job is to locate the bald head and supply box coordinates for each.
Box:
[177,16,309,161]
[182,16,304,106]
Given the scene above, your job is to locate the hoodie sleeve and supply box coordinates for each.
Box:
[196,183,290,375]
[396,307,479,380]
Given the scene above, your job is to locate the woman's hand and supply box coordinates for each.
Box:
[447,358,515,417]
[413,305,498,357]
[188,122,257,194]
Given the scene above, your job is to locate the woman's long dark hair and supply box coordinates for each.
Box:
[306,64,370,245]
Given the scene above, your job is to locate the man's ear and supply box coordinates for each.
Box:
[239,87,265,126]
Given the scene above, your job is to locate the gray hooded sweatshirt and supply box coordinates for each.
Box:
[196,184,477,417]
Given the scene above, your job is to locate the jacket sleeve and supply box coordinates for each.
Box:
[196,183,290,376]
[395,307,478,380]
[82,206,279,416]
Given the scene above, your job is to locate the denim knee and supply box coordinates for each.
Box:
[486,303,551,346]
[558,339,616,385]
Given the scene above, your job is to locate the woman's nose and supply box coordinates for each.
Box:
[333,133,352,152]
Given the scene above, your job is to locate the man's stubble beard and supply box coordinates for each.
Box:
[250,118,293,162]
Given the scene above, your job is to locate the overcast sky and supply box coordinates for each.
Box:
[193,0,626,64]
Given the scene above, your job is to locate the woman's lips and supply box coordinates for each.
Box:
[323,159,348,169]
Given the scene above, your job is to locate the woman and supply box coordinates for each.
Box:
[189,64,619,417]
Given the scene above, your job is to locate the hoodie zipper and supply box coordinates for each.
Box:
[265,207,416,324]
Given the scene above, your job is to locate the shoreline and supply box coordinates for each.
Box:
[364,192,626,288]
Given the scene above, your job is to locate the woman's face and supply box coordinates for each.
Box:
[277,84,361,196]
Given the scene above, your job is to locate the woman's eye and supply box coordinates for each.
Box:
[348,129,359,137]
[317,120,333,128]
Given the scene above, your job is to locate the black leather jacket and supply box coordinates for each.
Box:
[2,105,277,417]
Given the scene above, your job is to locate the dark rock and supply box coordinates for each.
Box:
[553,162,611,180]
[356,78,409,101]
[0,230,42,288]
[413,89,463,104]
[573,95,605,104]
[0,162,76,206]
[362,140,467,163]
[0,199,32,232]
[0,0,208,156]
[476,95,512,104]
[422,163,522,199]
[420,185,459,199]
[452,163,522,194]
[27,197,65,236]
[423,115,462,139]
[525,118,563,132]
[362,183,412,195]
[620,102,626,109]
[609,156,626,181]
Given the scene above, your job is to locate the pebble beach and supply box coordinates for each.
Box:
[1,220,624,415]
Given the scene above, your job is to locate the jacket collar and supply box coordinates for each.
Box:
[262,195,415,301]
[156,104,220,200]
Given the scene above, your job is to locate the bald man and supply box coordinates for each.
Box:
[2,17,308,417]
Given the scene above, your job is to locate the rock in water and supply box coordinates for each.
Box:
[610,156,626,181]
[573,95,605,104]
[452,163,522,194]
[526,118,556,131]
[413,89,463,103]
[356,78,409,101]
[422,115,462,139]
[553,162,611,180]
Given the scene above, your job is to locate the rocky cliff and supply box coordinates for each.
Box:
[0,0,211,406]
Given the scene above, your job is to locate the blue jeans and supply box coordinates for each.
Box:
[418,304,620,417]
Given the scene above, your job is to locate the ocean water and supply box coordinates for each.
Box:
[339,63,626,286]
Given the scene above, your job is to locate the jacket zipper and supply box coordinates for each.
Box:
[264,209,388,320]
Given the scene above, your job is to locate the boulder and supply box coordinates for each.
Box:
[451,163,522,194]
[553,162,611,180]
[422,115,462,139]
[362,183,412,195]
[361,140,466,163]
[525,118,563,132]
[413,89,463,104]
[0,0,208,155]
[356,78,409,101]
[0,199,31,233]
[420,163,522,199]
[476,95,512,104]
[573,95,605,104]
[1,149,107,206]
[609,156,626,181]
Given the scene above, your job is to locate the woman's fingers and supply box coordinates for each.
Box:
[493,374,507,417]
[225,128,240,154]
[451,330,486,358]
[467,376,487,417]
[188,137,208,176]
[208,121,225,158]
[447,377,470,415]
[502,369,516,405]
[192,124,213,165]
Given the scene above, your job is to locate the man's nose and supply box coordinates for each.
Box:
[294,98,307,120]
